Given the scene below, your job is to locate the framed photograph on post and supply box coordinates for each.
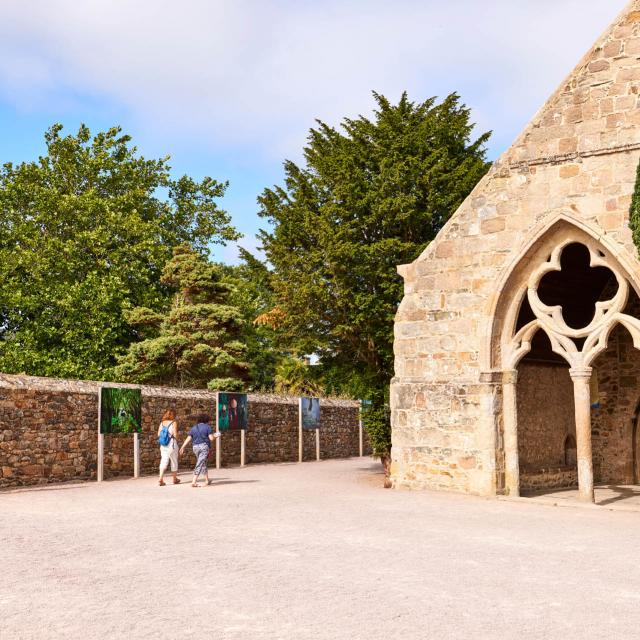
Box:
[301,396,320,429]
[218,392,248,431]
[99,387,142,434]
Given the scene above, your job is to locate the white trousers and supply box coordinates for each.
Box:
[159,441,179,474]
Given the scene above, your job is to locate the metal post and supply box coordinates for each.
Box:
[315,428,320,461]
[97,434,104,482]
[298,397,303,463]
[215,392,221,470]
[358,400,363,457]
[97,386,104,482]
[133,432,140,478]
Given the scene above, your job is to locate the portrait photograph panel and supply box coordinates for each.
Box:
[301,396,320,429]
[218,392,248,430]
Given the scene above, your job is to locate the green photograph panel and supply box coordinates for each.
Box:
[100,387,142,434]
[218,392,248,431]
[301,397,320,429]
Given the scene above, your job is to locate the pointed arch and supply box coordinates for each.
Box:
[483,213,640,372]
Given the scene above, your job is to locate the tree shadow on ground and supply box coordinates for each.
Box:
[357,462,383,474]
[1,482,89,494]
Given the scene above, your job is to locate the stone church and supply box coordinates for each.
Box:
[391,1,640,502]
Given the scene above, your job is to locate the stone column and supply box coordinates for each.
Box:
[570,368,595,503]
[502,370,520,497]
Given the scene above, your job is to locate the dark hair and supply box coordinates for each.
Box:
[196,413,211,425]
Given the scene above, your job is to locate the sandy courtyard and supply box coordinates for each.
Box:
[3,458,640,640]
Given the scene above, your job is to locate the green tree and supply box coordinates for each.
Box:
[258,92,490,470]
[0,124,238,379]
[221,248,284,390]
[115,244,249,390]
[273,356,324,396]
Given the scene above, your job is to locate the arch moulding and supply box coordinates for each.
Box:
[482,212,640,374]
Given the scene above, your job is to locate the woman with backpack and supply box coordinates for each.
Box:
[179,414,220,487]
[158,409,180,486]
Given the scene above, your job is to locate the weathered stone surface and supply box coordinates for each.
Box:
[391,1,640,496]
[517,363,576,471]
[0,373,369,488]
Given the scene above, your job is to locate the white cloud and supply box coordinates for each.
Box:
[0,0,629,161]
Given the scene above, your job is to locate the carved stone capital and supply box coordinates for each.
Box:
[569,367,593,381]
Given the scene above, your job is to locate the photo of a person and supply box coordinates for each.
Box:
[301,397,321,429]
[219,403,229,430]
[218,393,248,430]
[229,397,239,429]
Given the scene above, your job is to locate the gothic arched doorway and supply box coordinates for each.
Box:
[489,216,640,502]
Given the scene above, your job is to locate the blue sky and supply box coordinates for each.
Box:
[0,0,628,263]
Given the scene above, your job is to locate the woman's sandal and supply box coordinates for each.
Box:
[191,483,199,488]
[173,478,181,485]
[159,480,166,486]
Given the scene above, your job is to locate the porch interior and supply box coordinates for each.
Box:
[514,243,640,502]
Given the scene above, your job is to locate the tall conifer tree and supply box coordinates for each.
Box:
[258,92,491,466]
[115,244,248,390]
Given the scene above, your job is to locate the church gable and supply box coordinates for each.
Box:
[506,1,640,167]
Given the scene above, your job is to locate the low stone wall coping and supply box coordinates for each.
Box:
[0,372,360,407]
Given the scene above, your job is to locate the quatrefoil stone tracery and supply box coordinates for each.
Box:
[505,239,640,371]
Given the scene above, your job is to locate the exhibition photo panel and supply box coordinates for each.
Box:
[218,392,249,430]
[301,396,320,429]
[99,387,142,434]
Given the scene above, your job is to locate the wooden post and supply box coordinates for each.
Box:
[298,397,303,463]
[97,386,104,482]
[215,392,221,470]
[315,428,320,461]
[358,400,363,457]
[133,432,140,478]
[241,429,246,467]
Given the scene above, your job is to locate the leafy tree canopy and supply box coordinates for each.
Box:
[115,244,249,390]
[273,356,324,396]
[0,124,238,379]
[258,91,491,458]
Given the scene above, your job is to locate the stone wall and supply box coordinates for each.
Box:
[516,361,579,491]
[0,374,369,488]
[591,322,640,483]
[516,362,576,471]
[520,467,578,492]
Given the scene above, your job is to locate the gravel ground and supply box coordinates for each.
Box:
[3,458,640,640]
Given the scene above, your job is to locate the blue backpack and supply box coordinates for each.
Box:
[158,422,174,446]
